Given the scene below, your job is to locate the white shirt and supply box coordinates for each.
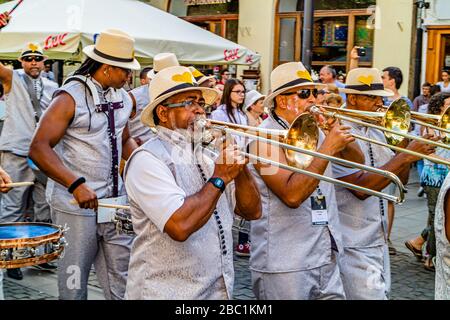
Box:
[125,151,185,232]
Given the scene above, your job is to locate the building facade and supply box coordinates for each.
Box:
[144,0,418,96]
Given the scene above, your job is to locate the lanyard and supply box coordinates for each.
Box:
[272,109,324,196]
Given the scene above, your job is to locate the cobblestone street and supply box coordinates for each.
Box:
[2,172,437,300]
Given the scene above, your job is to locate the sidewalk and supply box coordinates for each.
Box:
[2,170,435,300]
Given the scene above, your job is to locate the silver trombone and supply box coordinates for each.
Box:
[198,115,406,204]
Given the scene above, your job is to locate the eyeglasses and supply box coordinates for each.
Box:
[162,99,207,110]
[281,89,319,99]
[231,90,246,95]
[22,56,44,63]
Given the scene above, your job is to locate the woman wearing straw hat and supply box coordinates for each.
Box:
[248,62,364,300]
[123,65,261,299]
[331,68,436,299]
[29,29,140,300]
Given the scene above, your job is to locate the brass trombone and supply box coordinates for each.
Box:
[308,99,450,166]
[379,105,450,138]
[199,115,406,204]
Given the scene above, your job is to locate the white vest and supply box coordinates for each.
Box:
[46,76,132,215]
[435,174,450,300]
[124,127,234,299]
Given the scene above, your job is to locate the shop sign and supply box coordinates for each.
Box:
[184,0,230,5]
[224,48,240,61]
[44,33,68,50]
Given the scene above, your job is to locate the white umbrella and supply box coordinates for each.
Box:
[0,0,260,65]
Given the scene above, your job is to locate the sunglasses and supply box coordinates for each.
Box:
[281,89,319,99]
[231,90,246,95]
[22,55,44,62]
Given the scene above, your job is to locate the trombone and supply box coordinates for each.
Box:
[308,99,450,167]
[379,105,450,137]
[199,115,406,204]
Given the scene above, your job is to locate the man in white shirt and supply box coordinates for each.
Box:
[124,66,262,299]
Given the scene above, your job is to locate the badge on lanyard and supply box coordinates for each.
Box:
[311,194,329,226]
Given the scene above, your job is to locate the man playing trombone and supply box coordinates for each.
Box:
[124,66,262,299]
[247,62,365,300]
[331,68,437,299]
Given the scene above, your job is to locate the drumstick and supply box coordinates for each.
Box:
[5,182,34,188]
[8,0,24,15]
[69,199,130,210]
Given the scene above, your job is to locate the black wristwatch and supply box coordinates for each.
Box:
[208,177,226,193]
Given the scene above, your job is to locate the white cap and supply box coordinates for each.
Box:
[244,90,265,111]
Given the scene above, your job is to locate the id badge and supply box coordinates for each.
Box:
[311,195,329,226]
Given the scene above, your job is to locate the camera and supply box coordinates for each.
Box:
[357,47,366,57]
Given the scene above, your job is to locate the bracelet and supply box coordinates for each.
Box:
[68,177,86,194]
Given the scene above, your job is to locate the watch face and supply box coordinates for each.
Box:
[216,179,224,188]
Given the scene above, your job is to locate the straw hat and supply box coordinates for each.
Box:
[264,62,326,109]
[141,66,219,127]
[244,90,265,111]
[339,68,394,97]
[147,53,180,80]
[189,66,215,86]
[83,29,140,70]
[18,43,48,61]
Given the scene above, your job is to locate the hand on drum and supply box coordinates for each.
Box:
[72,183,99,210]
[213,141,247,185]
[0,167,12,193]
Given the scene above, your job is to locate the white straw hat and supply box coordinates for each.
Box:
[244,90,265,111]
[83,29,140,70]
[18,43,48,61]
[147,53,180,80]
[141,66,219,127]
[189,66,215,86]
[339,68,394,97]
[264,62,326,110]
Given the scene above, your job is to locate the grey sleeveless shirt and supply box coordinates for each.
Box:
[248,115,342,272]
[435,174,450,300]
[0,70,58,156]
[46,77,132,215]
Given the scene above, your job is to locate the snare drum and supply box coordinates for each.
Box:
[0,222,67,269]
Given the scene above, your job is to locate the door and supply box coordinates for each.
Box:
[426,27,450,83]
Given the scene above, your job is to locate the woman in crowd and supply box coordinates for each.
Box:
[437,70,450,93]
[244,90,265,127]
[405,92,450,271]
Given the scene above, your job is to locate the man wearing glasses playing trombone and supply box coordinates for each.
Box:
[331,67,436,300]
[247,62,365,300]
[123,65,261,299]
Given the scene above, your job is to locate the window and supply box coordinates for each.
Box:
[275,0,376,73]
[278,0,376,12]
[168,0,239,43]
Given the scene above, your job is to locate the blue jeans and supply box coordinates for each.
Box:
[417,160,424,179]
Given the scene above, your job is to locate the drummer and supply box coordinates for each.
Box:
[29,29,140,300]
[0,166,12,300]
[0,15,59,281]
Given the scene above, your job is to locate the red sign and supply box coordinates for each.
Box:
[44,33,68,50]
[224,48,240,62]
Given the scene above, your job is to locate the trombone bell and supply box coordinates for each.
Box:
[284,114,319,169]
[383,98,411,146]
